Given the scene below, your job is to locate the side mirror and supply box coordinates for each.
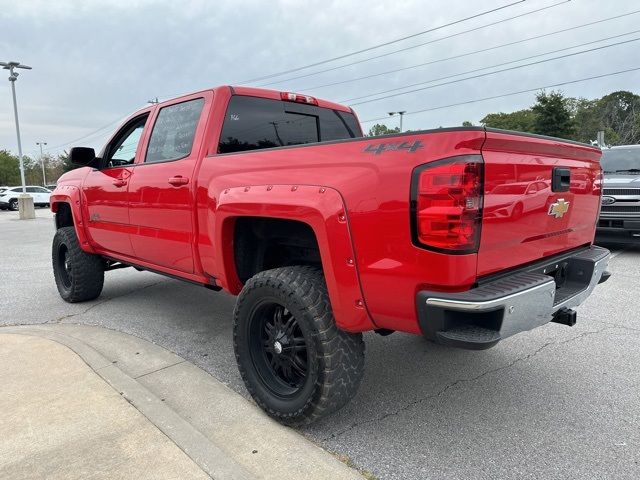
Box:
[69,147,96,166]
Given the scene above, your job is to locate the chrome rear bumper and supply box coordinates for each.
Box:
[416,246,610,349]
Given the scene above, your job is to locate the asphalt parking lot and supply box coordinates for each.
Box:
[1,209,639,480]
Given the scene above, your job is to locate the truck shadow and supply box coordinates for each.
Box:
[76,271,556,436]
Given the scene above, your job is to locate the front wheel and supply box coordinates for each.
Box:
[8,199,18,211]
[233,266,365,425]
[511,202,523,219]
[52,226,104,302]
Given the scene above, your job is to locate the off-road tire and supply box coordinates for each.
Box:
[52,226,104,302]
[233,266,365,425]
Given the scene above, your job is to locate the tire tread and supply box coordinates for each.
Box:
[233,265,365,425]
[52,227,104,303]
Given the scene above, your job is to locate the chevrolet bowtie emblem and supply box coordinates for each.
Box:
[548,198,570,218]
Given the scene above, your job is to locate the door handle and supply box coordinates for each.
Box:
[112,179,127,187]
[168,176,189,186]
[552,167,571,192]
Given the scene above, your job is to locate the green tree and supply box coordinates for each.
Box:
[477,89,640,144]
[569,98,600,144]
[595,91,640,145]
[480,109,536,132]
[367,123,400,136]
[0,150,21,186]
[59,151,78,173]
[461,120,473,127]
[531,90,574,139]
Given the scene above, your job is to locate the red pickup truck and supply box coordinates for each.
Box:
[51,86,610,424]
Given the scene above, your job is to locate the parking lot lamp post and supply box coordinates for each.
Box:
[388,111,407,132]
[37,141,47,186]
[1,61,32,194]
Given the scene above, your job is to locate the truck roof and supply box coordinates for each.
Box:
[154,85,354,114]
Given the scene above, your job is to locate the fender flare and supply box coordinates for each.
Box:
[50,185,96,254]
[214,184,376,333]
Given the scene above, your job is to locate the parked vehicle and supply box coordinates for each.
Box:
[50,86,610,424]
[485,180,551,219]
[0,186,52,210]
[596,145,640,244]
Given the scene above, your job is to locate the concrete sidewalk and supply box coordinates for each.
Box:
[0,324,364,480]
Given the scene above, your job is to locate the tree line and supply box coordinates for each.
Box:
[0,150,72,187]
[368,90,640,146]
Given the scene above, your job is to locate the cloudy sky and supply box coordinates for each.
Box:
[1,0,639,158]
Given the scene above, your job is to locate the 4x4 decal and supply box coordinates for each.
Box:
[363,140,424,155]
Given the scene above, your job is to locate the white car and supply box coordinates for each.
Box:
[0,186,52,211]
[485,180,551,219]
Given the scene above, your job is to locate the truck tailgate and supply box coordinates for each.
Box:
[478,130,602,277]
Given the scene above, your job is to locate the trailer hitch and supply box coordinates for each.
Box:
[552,307,577,327]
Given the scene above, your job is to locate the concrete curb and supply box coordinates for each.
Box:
[1,324,363,480]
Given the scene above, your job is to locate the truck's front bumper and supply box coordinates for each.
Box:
[596,217,640,244]
[416,246,610,350]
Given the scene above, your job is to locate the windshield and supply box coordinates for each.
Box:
[492,184,528,194]
[601,148,640,173]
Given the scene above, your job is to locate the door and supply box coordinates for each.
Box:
[127,96,207,273]
[34,186,51,204]
[82,114,149,256]
[25,187,41,204]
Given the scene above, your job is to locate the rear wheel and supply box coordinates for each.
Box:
[52,226,104,302]
[233,266,365,425]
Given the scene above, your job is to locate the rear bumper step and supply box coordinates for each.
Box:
[436,326,502,350]
[416,246,610,350]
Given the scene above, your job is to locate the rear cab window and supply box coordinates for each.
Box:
[218,95,362,154]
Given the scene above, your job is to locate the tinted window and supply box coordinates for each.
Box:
[601,148,640,172]
[218,96,361,154]
[492,184,527,194]
[146,98,204,163]
[26,187,38,193]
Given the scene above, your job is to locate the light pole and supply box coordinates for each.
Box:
[37,141,47,186]
[388,111,407,132]
[1,61,32,194]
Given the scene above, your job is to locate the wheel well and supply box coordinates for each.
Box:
[234,217,322,284]
[55,203,74,229]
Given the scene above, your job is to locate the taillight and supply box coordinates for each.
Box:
[280,91,318,105]
[410,155,484,253]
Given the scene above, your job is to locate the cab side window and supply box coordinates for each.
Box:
[145,98,204,163]
[105,115,148,168]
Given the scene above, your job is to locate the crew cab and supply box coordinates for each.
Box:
[50,86,610,424]
[596,144,640,244]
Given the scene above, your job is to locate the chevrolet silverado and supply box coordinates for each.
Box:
[50,86,610,424]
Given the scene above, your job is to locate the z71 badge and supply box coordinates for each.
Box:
[363,140,423,155]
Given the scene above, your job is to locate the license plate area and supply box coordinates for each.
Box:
[528,256,595,307]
